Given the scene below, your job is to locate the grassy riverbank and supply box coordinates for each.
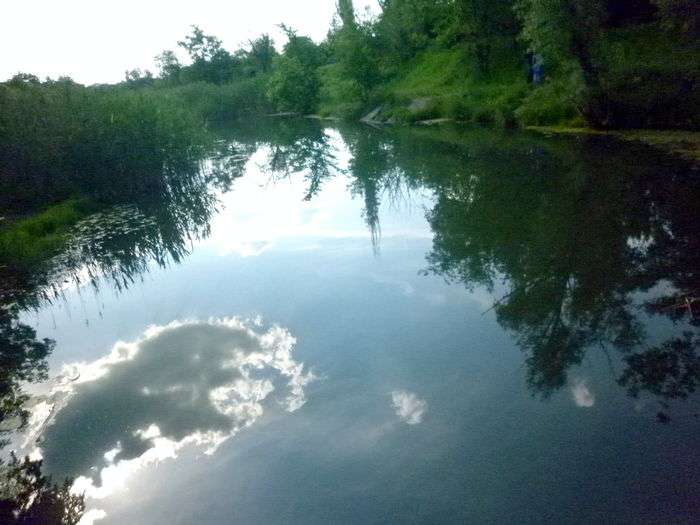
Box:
[323,16,698,131]
[0,199,93,266]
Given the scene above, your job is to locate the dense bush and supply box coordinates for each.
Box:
[318,64,366,119]
[0,81,211,212]
[166,77,271,120]
[0,199,93,265]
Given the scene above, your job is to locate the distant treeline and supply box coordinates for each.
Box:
[2,1,699,133]
[0,0,697,231]
[136,0,698,129]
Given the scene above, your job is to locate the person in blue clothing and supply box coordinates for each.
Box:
[532,54,544,85]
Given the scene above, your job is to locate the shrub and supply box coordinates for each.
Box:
[318,64,365,119]
[0,82,212,211]
[0,199,92,265]
[515,71,584,127]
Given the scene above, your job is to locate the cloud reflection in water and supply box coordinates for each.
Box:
[391,390,427,425]
[571,379,595,408]
[29,318,313,507]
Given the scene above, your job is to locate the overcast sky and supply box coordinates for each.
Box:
[1,0,379,85]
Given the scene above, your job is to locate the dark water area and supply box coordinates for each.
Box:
[0,119,698,524]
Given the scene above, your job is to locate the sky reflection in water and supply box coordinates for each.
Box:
[5,121,699,524]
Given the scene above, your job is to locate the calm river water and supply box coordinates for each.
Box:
[1,119,698,523]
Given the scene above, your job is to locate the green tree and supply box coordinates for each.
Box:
[331,1,381,101]
[247,34,277,75]
[7,73,41,86]
[267,56,318,113]
[177,25,224,62]
[177,26,235,84]
[154,50,181,82]
[337,0,357,29]
[516,0,609,124]
[267,26,323,113]
[447,0,519,75]
[375,0,450,62]
[124,68,154,87]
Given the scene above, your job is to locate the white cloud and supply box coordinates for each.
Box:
[370,273,415,296]
[21,317,314,517]
[201,138,434,258]
[571,379,595,408]
[391,390,427,425]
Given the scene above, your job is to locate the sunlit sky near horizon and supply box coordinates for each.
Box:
[1,0,379,85]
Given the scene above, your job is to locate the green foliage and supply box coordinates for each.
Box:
[154,50,181,83]
[515,70,584,126]
[267,28,323,113]
[514,0,699,128]
[267,56,318,113]
[336,0,357,28]
[444,82,528,126]
[124,68,155,87]
[317,2,383,117]
[332,22,381,100]
[278,25,325,69]
[318,64,365,118]
[178,25,224,62]
[247,34,277,75]
[175,26,237,84]
[6,73,41,86]
[446,0,520,75]
[0,200,91,265]
[374,0,451,64]
[0,81,212,211]
[168,77,271,120]
[596,24,700,128]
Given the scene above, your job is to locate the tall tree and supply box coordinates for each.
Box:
[331,1,380,101]
[267,26,323,113]
[449,0,519,75]
[337,0,357,29]
[247,34,277,74]
[177,25,224,62]
[154,50,181,81]
[516,0,609,124]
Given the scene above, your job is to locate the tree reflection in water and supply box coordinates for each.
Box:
[0,118,256,522]
[236,121,699,418]
[327,124,699,420]
[414,128,699,418]
[0,120,698,521]
[0,453,85,525]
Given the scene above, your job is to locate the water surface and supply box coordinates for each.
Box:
[1,119,698,523]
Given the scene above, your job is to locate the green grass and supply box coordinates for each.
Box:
[164,76,272,121]
[377,46,530,127]
[318,64,366,119]
[0,81,215,211]
[323,21,699,130]
[388,48,471,98]
[514,69,585,127]
[0,199,93,265]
